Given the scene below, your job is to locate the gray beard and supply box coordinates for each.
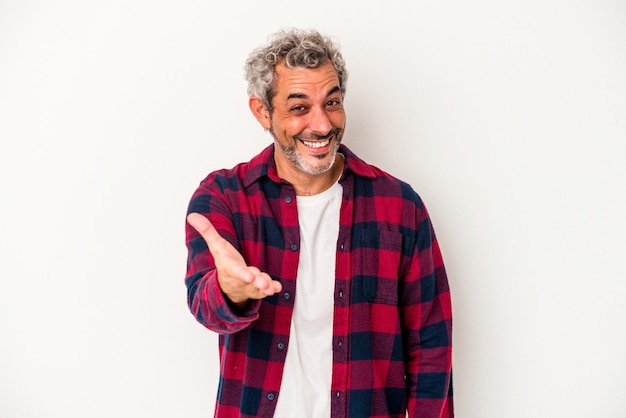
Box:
[272,131,341,176]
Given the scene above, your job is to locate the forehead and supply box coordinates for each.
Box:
[273,61,340,96]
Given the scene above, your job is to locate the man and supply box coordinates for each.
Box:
[185,28,453,417]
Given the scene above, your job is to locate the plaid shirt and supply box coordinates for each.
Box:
[185,144,453,418]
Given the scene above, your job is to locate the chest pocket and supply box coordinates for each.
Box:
[356,228,407,304]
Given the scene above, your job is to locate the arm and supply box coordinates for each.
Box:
[403,206,454,417]
[184,178,281,333]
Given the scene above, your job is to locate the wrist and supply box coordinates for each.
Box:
[226,297,250,314]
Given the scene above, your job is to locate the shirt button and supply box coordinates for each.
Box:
[337,339,343,348]
[283,292,291,300]
[289,243,298,251]
[277,342,285,350]
[267,393,275,401]
[339,243,345,250]
[338,290,344,298]
[285,196,292,204]
[335,391,341,398]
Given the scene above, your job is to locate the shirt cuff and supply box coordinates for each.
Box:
[210,272,261,324]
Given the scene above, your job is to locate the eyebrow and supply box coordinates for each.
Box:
[286,85,341,101]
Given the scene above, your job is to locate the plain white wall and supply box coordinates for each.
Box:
[1,1,625,417]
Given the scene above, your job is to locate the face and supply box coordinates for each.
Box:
[255,61,346,178]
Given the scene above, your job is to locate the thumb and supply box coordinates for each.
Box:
[187,212,228,256]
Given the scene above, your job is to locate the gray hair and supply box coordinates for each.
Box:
[244,28,348,111]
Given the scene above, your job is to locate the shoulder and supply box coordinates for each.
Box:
[342,145,424,209]
[196,144,275,194]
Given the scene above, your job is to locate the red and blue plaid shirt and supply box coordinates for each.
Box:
[185,144,453,417]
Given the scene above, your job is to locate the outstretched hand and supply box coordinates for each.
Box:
[187,212,282,306]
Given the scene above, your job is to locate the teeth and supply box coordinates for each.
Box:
[302,139,330,148]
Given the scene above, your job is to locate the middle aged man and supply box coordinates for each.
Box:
[185,28,453,417]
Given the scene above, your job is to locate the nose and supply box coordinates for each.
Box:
[308,106,332,136]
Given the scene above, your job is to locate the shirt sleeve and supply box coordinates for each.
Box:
[184,175,261,334]
[402,203,454,417]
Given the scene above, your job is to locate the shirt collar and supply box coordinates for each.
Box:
[242,143,376,188]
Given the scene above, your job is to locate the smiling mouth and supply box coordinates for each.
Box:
[301,138,331,148]
[295,128,341,151]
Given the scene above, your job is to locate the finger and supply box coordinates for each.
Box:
[187,213,228,255]
[251,274,282,296]
[251,273,272,292]
[247,266,262,275]
[271,280,283,294]
[261,281,282,297]
[231,263,256,284]
[235,268,280,296]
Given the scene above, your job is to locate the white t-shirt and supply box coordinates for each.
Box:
[273,180,343,418]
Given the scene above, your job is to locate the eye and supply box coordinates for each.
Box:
[326,99,341,107]
[290,104,306,112]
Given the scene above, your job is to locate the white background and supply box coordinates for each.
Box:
[1,1,625,417]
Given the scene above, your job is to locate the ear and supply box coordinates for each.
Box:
[249,96,272,130]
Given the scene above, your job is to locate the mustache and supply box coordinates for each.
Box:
[294,128,341,141]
